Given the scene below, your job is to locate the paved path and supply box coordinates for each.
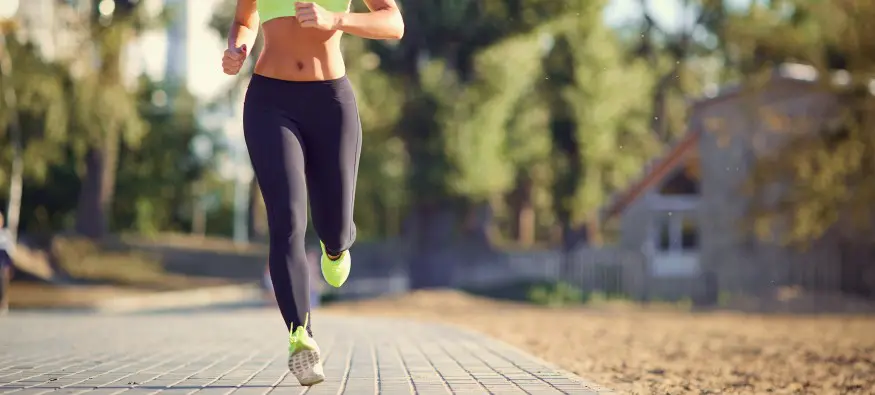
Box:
[0,308,610,395]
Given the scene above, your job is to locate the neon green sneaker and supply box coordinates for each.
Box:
[288,314,324,386]
[320,242,350,288]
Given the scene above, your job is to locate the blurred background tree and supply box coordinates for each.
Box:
[1,0,872,280]
[733,0,875,246]
[0,39,69,238]
[68,0,151,239]
[0,0,755,243]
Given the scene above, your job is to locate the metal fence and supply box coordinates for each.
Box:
[336,243,652,300]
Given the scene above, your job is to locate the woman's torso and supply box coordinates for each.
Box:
[254,0,351,82]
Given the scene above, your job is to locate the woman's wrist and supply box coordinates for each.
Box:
[327,9,404,40]
[332,12,347,31]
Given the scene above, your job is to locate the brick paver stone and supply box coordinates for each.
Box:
[0,308,612,394]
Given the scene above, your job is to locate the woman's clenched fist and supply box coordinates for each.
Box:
[222,44,248,75]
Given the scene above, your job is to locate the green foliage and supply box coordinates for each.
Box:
[17,0,840,251]
[0,37,69,184]
[731,1,875,245]
[9,0,872,275]
[66,73,146,155]
[207,0,237,43]
[66,8,150,154]
[51,237,164,283]
[459,279,581,305]
[527,281,585,306]
[514,10,661,234]
[442,27,547,200]
[3,0,667,245]
[113,77,208,235]
[342,37,409,237]
[560,17,660,224]
[0,1,213,238]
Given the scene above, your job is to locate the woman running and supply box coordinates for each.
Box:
[221,0,403,386]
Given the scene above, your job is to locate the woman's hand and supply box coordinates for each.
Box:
[295,2,340,31]
[222,44,248,75]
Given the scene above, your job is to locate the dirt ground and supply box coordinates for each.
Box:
[325,290,875,395]
[6,283,149,309]
[6,275,234,310]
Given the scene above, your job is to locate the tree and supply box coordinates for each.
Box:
[113,76,207,234]
[202,0,666,288]
[561,13,660,242]
[341,35,407,239]
[730,1,875,245]
[389,0,570,287]
[0,36,70,238]
[632,0,729,142]
[439,20,558,247]
[209,0,267,240]
[65,0,153,239]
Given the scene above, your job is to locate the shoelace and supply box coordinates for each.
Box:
[289,312,311,344]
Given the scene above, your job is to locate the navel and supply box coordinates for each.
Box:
[296,61,304,71]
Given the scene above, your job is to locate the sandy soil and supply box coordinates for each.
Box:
[6,276,235,309]
[7,283,149,309]
[324,290,875,395]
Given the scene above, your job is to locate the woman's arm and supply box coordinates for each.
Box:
[228,0,259,51]
[335,0,404,40]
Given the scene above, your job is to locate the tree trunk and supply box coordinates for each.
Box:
[513,177,535,246]
[5,148,22,242]
[74,19,129,240]
[407,201,457,290]
[191,181,206,236]
[75,131,120,239]
[192,202,206,237]
[650,67,678,142]
[560,221,589,281]
[463,202,493,249]
[586,218,603,247]
[0,35,22,242]
[519,204,535,246]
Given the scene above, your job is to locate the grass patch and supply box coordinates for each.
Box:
[461,280,631,307]
[527,281,586,306]
[8,282,147,309]
[461,280,551,303]
[49,237,231,290]
[53,237,164,284]
[118,232,267,255]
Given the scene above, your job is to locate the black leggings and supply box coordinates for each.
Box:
[243,74,361,334]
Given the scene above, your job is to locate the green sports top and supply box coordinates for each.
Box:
[257,0,351,23]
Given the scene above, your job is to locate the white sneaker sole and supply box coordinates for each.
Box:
[288,349,325,386]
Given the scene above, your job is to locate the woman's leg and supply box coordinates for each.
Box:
[301,77,361,260]
[243,87,312,334]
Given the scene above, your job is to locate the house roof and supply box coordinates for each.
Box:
[600,130,701,222]
[599,63,845,223]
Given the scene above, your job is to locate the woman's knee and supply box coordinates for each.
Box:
[319,223,356,254]
[268,213,308,247]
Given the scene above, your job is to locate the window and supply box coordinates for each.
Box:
[656,214,671,252]
[681,216,699,250]
[650,211,700,278]
[652,211,699,253]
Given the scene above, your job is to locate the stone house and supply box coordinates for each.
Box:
[600,64,875,302]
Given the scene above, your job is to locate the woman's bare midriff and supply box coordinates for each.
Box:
[255,17,346,82]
